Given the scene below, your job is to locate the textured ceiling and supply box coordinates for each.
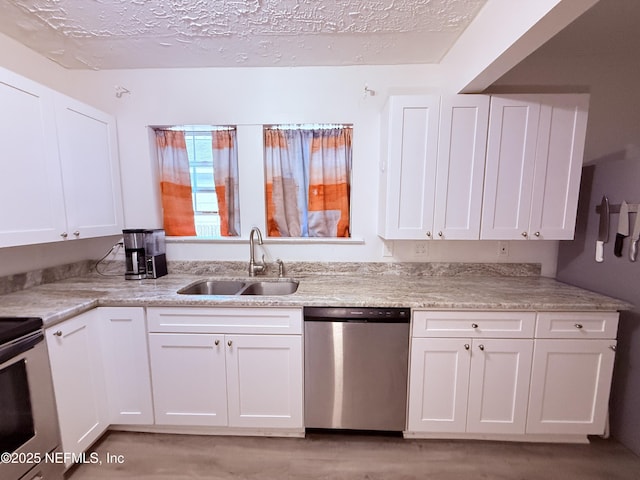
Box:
[0,0,487,69]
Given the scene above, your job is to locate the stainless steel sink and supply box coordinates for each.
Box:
[239,280,299,296]
[177,279,298,296]
[177,280,247,295]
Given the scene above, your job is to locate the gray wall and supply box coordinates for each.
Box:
[557,160,640,455]
[490,0,640,455]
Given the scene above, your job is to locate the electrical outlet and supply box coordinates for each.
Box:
[414,241,428,257]
[498,241,509,257]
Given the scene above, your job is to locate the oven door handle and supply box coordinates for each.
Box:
[0,330,43,365]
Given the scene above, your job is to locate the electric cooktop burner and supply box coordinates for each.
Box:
[0,317,43,345]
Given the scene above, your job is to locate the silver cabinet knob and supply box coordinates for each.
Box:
[464,344,470,350]
[522,232,528,238]
[214,340,220,346]
[471,323,479,329]
[610,345,617,351]
[534,232,540,237]
[426,231,432,238]
[227,340,233,347]
[438,231,443,238]
[574,323,583,329]
[53,331,62,337]
[73,231,80,237]
[60,232,68,238]
[478,344,485,351]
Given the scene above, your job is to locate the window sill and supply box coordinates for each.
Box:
[166,236,365,245]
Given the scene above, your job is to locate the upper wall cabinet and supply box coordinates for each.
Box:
[0,68,67,246]
[0,67,123,248]
[481,94,589,240]
[54,94,123,240]
[378,95,489,240]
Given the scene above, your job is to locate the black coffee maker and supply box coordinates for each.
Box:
[122,229,168,280]
[123,229,147,280]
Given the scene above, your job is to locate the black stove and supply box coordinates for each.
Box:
[0,317,43,345]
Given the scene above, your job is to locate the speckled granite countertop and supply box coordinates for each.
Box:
[0,261,631,327]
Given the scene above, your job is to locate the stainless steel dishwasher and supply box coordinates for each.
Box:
[304,306,410,432]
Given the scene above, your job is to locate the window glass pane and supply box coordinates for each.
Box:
[194,191,218,212]
[192,166,215,189]
[193,135,213,162]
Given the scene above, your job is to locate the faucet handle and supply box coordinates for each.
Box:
[276,259,285,277]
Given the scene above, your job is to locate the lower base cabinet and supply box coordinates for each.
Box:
[407,310,619,440]
[408,337,533,434]
[149,333,228,426]
[46,310,109,466]
[99,307,154,425]
[147,307,304,430]
[526,339,616,435]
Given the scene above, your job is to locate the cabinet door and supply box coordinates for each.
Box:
[46,310,108,464]
[433,95,489,240]
[528,95,589,240]
[407,338,471,433]
[466,339,533,434]
[527,339,616,435]
[481,96,540,240]
[0,67,66,247]
[54,94,124,239]
[225,335,303,429]
[99,307,153,425]
[149,333,228,426]
[379,95,440,239]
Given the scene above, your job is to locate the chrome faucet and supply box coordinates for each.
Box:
[248,227,266,277]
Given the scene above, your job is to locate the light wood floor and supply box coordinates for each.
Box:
[66,431,640,480]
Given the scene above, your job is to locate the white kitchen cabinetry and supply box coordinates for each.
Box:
[408,312,534,435]
[0,67,123,248]
[378,95,439,239]
[466,338,533,434]
[46,310,108,465]
[433,96,489,240]
[0,67,66,247]
[408,310,619,441]
[54,94,123,240]
[99,307,153,425]
[149,333,228,426]
[527,312,618,435]
[225,334,303,429]
[481,94,589,240]
[147,307,304,431]
[378,95,489,240]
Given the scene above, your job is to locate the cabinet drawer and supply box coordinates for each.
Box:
[412,311,535,338]
[147,307,302,334]
[535,312,619,339]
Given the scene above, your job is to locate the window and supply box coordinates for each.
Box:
[184,131,220,237]
[264,124,353,238]
[155,126,239,238]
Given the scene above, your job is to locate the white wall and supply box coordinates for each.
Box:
[58,64,560,275]
[0,31,561,277]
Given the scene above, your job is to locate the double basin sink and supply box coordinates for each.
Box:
[178,279,299,296]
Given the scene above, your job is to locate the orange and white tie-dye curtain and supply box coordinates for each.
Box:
[265,127,351,237]
[212,129,240,236]
[155,130,196,236]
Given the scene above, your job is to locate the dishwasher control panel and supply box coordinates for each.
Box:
[303,306,410,322]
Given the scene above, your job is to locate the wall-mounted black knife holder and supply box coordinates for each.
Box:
[596,203,639,214]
